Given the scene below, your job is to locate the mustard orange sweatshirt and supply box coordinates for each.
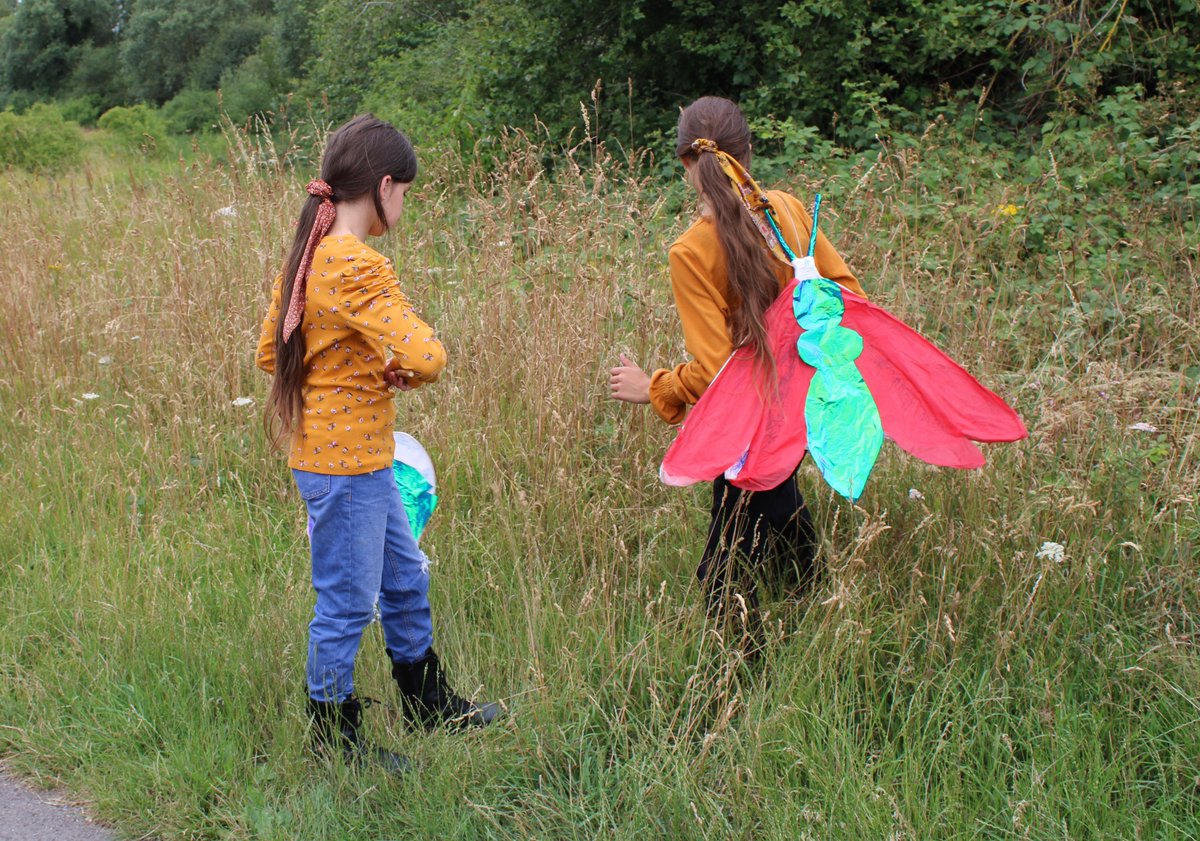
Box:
[648,190,864,425]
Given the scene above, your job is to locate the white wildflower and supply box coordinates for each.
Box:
[908,488,924,500]
[98,356,113,365]
[1035,541,1065,563]
[231,396,255,407]
[82,392,100,400]
[1127,422,1157,432]
[215,205,237,218]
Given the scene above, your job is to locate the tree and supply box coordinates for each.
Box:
[0,0,120,98]
[304,0,467,121]
[119,0,274,103]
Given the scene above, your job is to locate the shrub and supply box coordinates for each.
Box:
[219,53,278,125]
[162,88,220,134]
[0,103,83,171]
[58,95,105,127]
[97,104,170,153]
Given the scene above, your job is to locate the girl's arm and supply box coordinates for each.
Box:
[344,258,447,386]
[255,275,282,375]
[647,242,732,424]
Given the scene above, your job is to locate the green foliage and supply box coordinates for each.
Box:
[65,42,127,107]
[163,88,221,135]
[189,16,274,92]
[1014,83,1200,272]
[119,0,275,104]
[0,0,119,98]
[97,104,170,154]
[0,102,82,170]
[304,0,467,123]
[747,114,841,183]
[271,0,322,78]
[280,0,1197,156]
[363,15,484,150]
[57,94,104,126]
[219,49,284,125]
[3,0,1198,161]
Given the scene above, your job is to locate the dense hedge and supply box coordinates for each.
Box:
[0,0,1197,157]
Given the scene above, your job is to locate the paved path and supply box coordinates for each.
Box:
[0,771,113,841]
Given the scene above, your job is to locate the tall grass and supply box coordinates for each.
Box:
[0,118,1196,840]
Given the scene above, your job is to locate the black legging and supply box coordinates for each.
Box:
[697,470,817,614]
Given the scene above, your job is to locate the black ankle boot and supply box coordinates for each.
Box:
[389,648,500,731]
[307,695,411,774]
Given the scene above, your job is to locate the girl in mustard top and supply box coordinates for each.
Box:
[609,97,866,634]
[257,115,497,772]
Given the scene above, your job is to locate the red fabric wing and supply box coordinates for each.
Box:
[658,350,765,487]
[661,281,1028,489]
[723,284,814,490]
[841,292,1027,466]
[661,281,811,489]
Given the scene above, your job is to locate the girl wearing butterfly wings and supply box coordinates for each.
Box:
[610,96,1025,633]
[610,96,865,625]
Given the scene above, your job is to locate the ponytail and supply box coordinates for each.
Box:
[265,189,328,446]
[692,153,780,380]
[676,97,783,381]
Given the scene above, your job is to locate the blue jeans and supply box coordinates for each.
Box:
[293,467,434,702]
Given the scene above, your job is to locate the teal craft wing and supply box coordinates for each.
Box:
[392,431,438,542]
[394,460,438,541]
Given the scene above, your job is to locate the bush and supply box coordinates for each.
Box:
[0,103,83,171]
[97,104,170,153]
[58,95,105,127]
[162,88,220,134]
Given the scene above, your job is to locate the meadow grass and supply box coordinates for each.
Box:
[0,122,1196,840]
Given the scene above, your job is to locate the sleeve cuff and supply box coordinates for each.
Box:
[648,368,686,425]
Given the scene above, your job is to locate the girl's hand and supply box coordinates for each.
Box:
[609,354,651,404]
[384,359,417,391]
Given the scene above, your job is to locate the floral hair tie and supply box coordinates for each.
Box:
[690,138,720,154]
[306,179,334,200]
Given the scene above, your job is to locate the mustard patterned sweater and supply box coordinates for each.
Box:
[256,234,446,474]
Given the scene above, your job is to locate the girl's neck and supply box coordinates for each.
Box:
[326,197,379,241]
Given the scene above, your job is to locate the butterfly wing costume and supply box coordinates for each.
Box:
[659,153,1027,501]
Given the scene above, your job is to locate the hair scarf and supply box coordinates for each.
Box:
[281,179,337,343]
[689,138,802,267]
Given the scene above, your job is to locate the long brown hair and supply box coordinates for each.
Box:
[266,115,418,446]
[676,96,781,378]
